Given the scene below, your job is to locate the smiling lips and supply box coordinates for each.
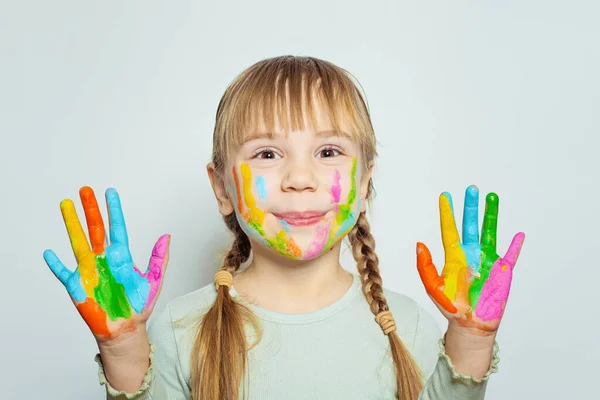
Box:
[273,211,327,226]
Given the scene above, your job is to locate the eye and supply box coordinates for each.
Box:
[317,146,342,158]
[253,148,282,160]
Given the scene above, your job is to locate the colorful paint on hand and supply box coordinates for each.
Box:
[231,157,360,260]
[43,187,170,339]
[416,185,525,323]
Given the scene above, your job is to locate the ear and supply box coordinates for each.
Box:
[359,161,374,213]
[207,162,235,216]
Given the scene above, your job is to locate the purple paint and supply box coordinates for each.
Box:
[304,220,333,259]
[144,234,170,310]
[475,232,524,321]
[331,170,341,203]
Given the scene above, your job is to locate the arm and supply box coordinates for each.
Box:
[413,308,499,400]
[415,187,525,399]
[96,305,189,400]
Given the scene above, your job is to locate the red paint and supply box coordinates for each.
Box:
[232,166,245,214]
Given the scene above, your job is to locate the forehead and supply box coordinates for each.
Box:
[242,91,356,143]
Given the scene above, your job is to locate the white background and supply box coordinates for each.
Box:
[1,1,597,398]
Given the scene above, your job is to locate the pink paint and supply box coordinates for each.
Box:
[144,234,171,310]
[304,220,333,259]
[475,232,525,321]
[331,170,341,203]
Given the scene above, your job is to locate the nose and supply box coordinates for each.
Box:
[281,157,318,192]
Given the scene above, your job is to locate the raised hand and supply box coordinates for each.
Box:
[43,187,170,342]
[416,185,525,332]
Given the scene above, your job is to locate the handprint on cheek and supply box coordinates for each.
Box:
[44,187,169,339]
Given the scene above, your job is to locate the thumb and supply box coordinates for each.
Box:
[144,234,171,311]
[416,242,458,314]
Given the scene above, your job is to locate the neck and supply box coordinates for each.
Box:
[233,241,354,314]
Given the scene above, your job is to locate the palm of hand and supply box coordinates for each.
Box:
[44,187,170,342]
[417,186,525,332]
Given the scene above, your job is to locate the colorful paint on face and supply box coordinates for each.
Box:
[416,186,525,323]
[232,157,360,260]
[43,187,170,339]
[233,164,301,258]
[256,176,267,201]
[331,170,342,203]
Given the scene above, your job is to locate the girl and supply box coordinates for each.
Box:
[43,56,525,400]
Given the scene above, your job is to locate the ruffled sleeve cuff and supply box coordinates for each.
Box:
[438,336,500,383]
[94,342,156,399]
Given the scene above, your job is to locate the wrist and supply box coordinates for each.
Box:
[97,324,151,393]
[443,324,496,379]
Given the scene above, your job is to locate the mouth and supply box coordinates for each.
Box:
[272,211,328,227]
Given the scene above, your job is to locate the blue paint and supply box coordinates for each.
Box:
[68,270,87,302]
[280,219,291,236]
[106,188,129,245]
[336,211,358,237]
[43,249,86,302]
[460,186,481,275]
[256,176,267,200]
[104,189,150,313]
[106,244,150,314]
[442,192,455,217]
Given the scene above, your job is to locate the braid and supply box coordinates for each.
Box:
[191,213,259,400]
[221,213,252,274]
[348,212,423,400]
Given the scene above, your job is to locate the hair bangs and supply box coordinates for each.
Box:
[213,56,376,171]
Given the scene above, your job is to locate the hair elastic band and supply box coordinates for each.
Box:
[375,310,397,335]
[214,270,233,289]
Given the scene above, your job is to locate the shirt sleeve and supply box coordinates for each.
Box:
[414,307,500,400]
[94,305,190,400]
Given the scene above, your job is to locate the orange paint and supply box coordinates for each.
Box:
[416,242,458,314]
[76,297,111,338]
[232,166,245,214]
[79,186,106,255]
[286,236,302,258]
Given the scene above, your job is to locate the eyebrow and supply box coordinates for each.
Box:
[243,129,351,143]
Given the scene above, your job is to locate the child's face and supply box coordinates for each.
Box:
[211,108,372,261]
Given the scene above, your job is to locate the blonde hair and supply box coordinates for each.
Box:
[192,55,423,400]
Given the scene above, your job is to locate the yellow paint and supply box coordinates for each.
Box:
[240,163,265,224]
[60,199,98,297]
[438,195,468,302]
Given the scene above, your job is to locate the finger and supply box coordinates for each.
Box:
[43,250,88,302]
[462,185,479,245]
[43,249,72,286]
[106,188,129,246]
[416,242,458,314]
[60,199,92,263]
[144,234,171,312]
[439,192,460,249]
[474,258,513,322]
[481,192,499,251]
[503,232,525,268]
[80,186,106,255]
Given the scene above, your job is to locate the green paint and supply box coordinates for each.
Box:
[471,193,501,308]
[94,255,132,321]
[481,193,499,250]
[469,250,500,308]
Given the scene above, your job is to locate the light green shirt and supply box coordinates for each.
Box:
[96,273,499,399]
